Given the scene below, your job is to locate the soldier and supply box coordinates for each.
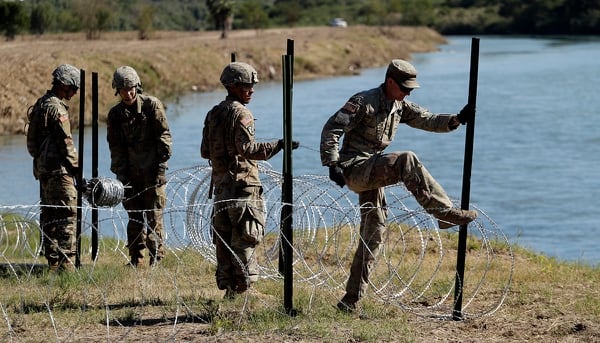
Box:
[320,59,477,313]
[26,64,80,272]
[201,62,298,298]
[107,66,172,267]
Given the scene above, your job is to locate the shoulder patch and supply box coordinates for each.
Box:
[342,101,358,113]
[59,115,69,122]
[240,115,252,127]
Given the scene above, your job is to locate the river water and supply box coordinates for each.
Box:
[1,36,599,264]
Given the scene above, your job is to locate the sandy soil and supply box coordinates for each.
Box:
[0,25,445,135]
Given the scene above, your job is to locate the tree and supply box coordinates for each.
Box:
[238,0,269,30]
[30,2,55,35]
[206,0,235,39]
[136,4,155,40]
[73,0,113,40]
[271,1,303,27]
[0,0,28,41]
[399,0,436,26]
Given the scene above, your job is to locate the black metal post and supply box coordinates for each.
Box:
[231,52,236,62]
[281,39,296,315]
[75,69,85,268]
[91,72,99,261]
[453,37,480,320]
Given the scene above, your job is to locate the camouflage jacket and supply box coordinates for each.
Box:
[26,90,78,179]
[320,84,456,168]
[106,94,172,180]
[201,96,281,188]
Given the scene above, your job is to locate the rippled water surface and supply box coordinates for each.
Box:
[2,36,599,263]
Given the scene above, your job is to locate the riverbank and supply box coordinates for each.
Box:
[0,25,446,135]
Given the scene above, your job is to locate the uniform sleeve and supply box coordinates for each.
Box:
[50,105,78,172]
[320,95,363,166]
[152,99,172,164]
[106,108,128,177]
[200,113,210,160]
[234,108,281,161]
[400,101,456,133]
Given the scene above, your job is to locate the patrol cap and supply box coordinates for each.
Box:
[112,66,142,90]
[52,64,80,88]
[386,59,420,89]
[220,62,259,87]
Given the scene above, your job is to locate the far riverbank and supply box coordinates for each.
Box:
[0,25,445,135]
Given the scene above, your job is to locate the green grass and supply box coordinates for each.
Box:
[1,210,600,341]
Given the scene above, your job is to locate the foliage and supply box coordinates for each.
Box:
[29,2,55,35]
[1,0,599,40]
[236,0,270,30]
[206,0,235,38]
[0,0,28,40]
[73,0,113,40]
[136,4,155,40]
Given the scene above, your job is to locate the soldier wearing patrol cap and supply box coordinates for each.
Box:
[107,66,172,267]
[26,63,81,272]
[201,62,298,298]
[320,58,477,313]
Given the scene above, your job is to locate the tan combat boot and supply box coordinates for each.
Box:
[60,260,76,272]
[128,256,144,268]
[48,260,60,272]
[437,208,477,229]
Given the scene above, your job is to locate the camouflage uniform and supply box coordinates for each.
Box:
[26,64,80,270]
[107,68,172,266]
[201,62,282,294]
[320,59,475,309]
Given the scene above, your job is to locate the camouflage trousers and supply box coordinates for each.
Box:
[341,151,453,303]
[212,185,265,292]
[122,183,166,261]
[39,174,77,264]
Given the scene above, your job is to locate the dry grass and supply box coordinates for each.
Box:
[1,216,599,342]
[0,26,446,135]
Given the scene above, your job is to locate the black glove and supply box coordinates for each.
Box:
[277,139,300,150]
[116,174,129,186]
[67,165,79,177]
[457,103,475,125]
[328,165,346,188]
[75,177,88,193]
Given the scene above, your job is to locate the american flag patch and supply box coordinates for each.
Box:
[59,115,69,122]
[342,102,358,113]
[240,115,252,126]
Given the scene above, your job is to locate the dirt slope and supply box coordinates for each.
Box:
[0,25,445,135]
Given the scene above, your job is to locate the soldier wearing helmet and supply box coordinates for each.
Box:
[320,59,477,313]
[26,63,81,272]
[201,62,298,298]
[107,66,172,267]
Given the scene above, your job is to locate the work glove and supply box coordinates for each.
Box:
[116,174,129,186]
[67,165,80,177]
[76,177,88,193]
[328,165,346,188]
[277,139,300,150]
[457,103,475,125]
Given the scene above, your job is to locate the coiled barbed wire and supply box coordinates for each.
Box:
[1,162,513,324]
[165,162,514,319]
[84,177,125,207]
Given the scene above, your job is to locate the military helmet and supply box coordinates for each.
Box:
[52,64,80,88]
[220,62,259,87]
[112,66,142,90]
[386,59,420,89]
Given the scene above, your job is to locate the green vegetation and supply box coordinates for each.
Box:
[1,209,600,341]
[1,0,599,41]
